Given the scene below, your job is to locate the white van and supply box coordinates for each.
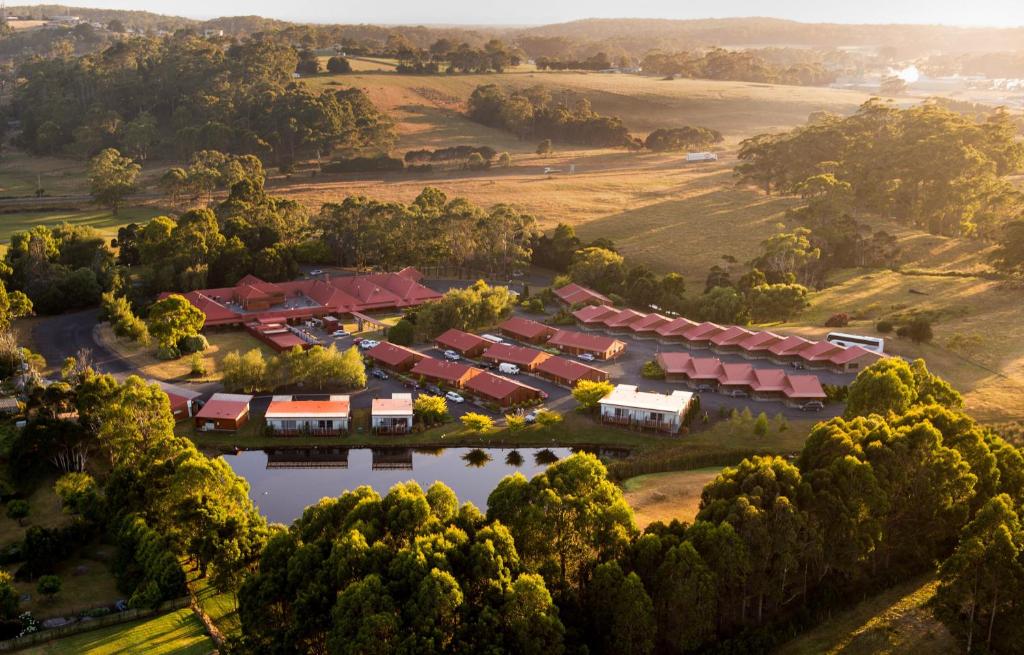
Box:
[498,363,520,375]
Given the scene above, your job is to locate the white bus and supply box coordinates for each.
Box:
[826,332,885,354]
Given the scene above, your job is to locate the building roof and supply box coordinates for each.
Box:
[372,393,414,416]
[572,304,620,324]
[554,283,612,306]
[603,308,647,328]
[195,393,252,421]
[498,316,557,340]
[751,368,789,391]
[710,325,756,346]
[548,329,625,353]
[482,343,552,367]
[737,331,785,351]
[682,322,727,342]
[654,352,721,379]
[410,358,481,383]
[655,317,699,337]
[599,384,693,414]
[782,375,827,399]
[536,356,607,382]
[656,352,696,374]
[717,362,756,386]
[266,396,351,418]
[768,335,815,357]
[465,371,541,401]
[826,345,883,366]
[799,341,846,361]
[435,328,489,353]
[630,313,671,333]
[366,342,426,367]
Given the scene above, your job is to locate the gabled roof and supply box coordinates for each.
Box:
[548,330,624,353]
[482,343,552,367]
[800,341,846,362]
[410,358,481,383]
[195,393,252,421]
[603,308,647,328]
[366,342,426,367]
[737,331,785,351]
[682,322,726,341]
[751,368,788,391]
[710,325,756,346]
[498,317,557,340]
[554,283,611,306]
[655,352,695,374]
[465,372,541,401]
[717,362,755,386]
[572,304,620,324]
[782,375,827,399]
[826,345,883,366]
[655,317,699,337]
[536,356,607,382]
[768,336,815,357]
[630,313,671,333]
[435,329,489,353]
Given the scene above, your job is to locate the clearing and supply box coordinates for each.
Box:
[22,607,214,655]
[772,576,957,655]
[0,207,162,252]
[622,467,721,528]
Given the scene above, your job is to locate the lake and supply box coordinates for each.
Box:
[222,446,577,524]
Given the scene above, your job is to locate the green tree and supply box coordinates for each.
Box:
[571,379,613,412]
[54,472,98,515]
[5,500,29,524]
[88,148,140,214]
[0,570,18,620]
[461,413,494,432]
[414,394,448,425]
[535,409,563,427]
[146,294,205,358]
[388,318,415,345]
[584,561,655,655]
[845,358,919,418]
[753,411,769,436]
[569,247,625,294]
[37,575,61,602]
[326,56,352,73]
[536,139,553,156]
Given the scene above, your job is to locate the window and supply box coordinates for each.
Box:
[613,407,625,418]
[318,420,330,429]
[282,420,296,431]
[649,412,664,423]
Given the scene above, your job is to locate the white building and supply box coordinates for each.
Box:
[598,384,693,434]
[265,395,350,436]
[371,393,414,434]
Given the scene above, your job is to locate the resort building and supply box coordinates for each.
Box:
[409,358,482,388]
[366,342,427,372]
[497,316,558,344]
[598,384,694,434]
[480,343,552,371]
[264,395,351,436]
[554,283,612,306]
[434,329,490,358]
[547,330,626,360]
[194,393,253,431]
[464,372,544,407]
[371,393,414,434]
[535,356,610,387]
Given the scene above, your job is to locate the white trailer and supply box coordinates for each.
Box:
[685,152,718,162]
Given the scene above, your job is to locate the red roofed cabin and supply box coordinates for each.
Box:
[572,304,620,331]
[548,330,626,360]
[194,393,253,431]
[434,329,489,358]
[498,317,557,344]
[246,320,310,352]
[410,358,482,389]
[481,343,552,372]
[265,395,351,436]
[536,356,609,387]
[366,342,426,372]
[465,372,544,407]
[554,283,612,307]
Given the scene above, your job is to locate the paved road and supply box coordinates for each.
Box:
[30,308,132,375]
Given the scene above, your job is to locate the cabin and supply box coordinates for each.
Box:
[264,395,350,436]
[194,393,253,432]
[372,393,414,434]
[547,330,626,360]
[464,372,544,407]
[554,283,612,307]
[535,356,609,387]
[497,317,558,344]
[572,304,620,330]
[410,358,482,388]
[366,342,426,372]
[598,384,693,434]
[481,343,552,372]
[434,329,490,358]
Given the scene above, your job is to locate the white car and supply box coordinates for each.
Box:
[359,339,380,350]
[332,329,349,337]
[309,269,324,276]
[577,353,596,362]
[443,349,461,361]
[445,391,464,404]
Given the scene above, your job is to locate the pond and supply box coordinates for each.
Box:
[222,446,583,524]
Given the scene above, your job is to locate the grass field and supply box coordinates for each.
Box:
[187,567,240,637]
[772,576,956,655]
[0,207,163,252]
[14,553,122,620]
[22,608,214,655]
[0,482,70,549]
[97,325,274,384]
[622,467,721,528]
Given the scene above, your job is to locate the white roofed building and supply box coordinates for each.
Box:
[371,393,414,434]
[598,384,694,434]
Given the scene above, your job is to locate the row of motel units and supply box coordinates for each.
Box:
[656,352,827,404]
[433,329,490,358]
[495,316,626,360]
[265,396,351,436]
[599,385,694,434]
[572,303,882,373]
[169,267,442,329]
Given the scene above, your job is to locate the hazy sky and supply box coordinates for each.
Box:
[63,0,1024,27]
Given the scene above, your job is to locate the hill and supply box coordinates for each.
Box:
[5,5,194,30]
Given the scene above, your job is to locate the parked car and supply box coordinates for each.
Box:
[426,384,443,395]
[402,379,420,390]
[497,363,520,375]
[577,353,596,362]
[443,349,461,361]
[371,368,389,380]
[332,329,348,337]
[359,339,380,350]
[801,401,825,412]
[696,384,713,393]
[445,391,464,404]
[523,411,538,424]
[726,389,749,398]
[309,269,324,276]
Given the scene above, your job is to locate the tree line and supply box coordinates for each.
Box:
[394,38,522,74]
[12,33,395,167]
[736,99,1024,238]
[641,47,838,86]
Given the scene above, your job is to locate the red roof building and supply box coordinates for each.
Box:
[498,317,558,344]
[265,395,351,435]
[709,326,757,352]
[548,330,626,359]
[655,352,825,402]
[536,356,609,387]
[246,321,310,352]
[410,358,482,388]
[554,283,612,306]
[366,342,427,372]
[655,317,700,341]
[481,343,553,371]
[680,322,727,348]
[767,336,816,362]
[736,331,786,358]
[464,372,544,407]
[169,267,441,328]
[603,308,647,332]
[194,393,253,431]
[572,304,620,329]
[630,313,672,338]
[434,329,489,358]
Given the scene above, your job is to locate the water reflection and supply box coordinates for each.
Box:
[222,446,575,524]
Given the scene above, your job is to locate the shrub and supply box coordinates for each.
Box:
[524,297,545,313]
[535,409,562,427]
[876,320,894,333]
[753,412,769,437]
[466,153,488,170]
[189,352,207,376]
[5,501,28,523]
[641,360,665,379]
[36,575,61,602]
[155,344,180,360]
[505,414,526,432]
[896,325,910,338]
[178,334,208,354]
[497,152,511,167]
[905,317,934,343]
[460,413,494,432]
[824,312,849,327]
[388,319,415,346]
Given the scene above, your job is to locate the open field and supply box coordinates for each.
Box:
[772,576,956,655]
[0,481,71,548]
[96,325,274,384]
[22,607,214,655]
[622,467,721,528]
[0,207,163,251]
[14,553,122,620]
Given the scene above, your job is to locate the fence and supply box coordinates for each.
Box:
[0,596,191,651]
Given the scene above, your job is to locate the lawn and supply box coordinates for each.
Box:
[186,566,239,637]
[0,207,164,252]
[96,326,274,384]
[0,482,71,549]
[22,608,214,655]
[622,467,722,528]
[0,150,89,197]
[772,576,956,655]
[13,552,122,620]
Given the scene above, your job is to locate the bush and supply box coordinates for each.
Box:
[905,317,934,343]
[189,352,207,376]
[388,319,415,346]
[876,320,894,333]
[322,156,404,173]
[523,297,545,313]
[178,334,208,354]
[460,413,494,432]
[36,575,61,602]
[824,312,849,327]
[641,360,665,379]
[5,501,28,523]
[155,344,180,360]
[326,56,352,73]
[535,409,562,427]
